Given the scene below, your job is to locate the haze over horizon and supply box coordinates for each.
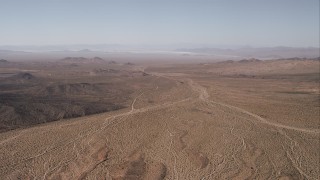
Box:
[0,0,319,48]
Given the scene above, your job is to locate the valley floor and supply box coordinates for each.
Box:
[0,62,319,179]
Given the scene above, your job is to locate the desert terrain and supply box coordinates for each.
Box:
[0,57,319,179]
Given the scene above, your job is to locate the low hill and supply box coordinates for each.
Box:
[12,72,35,80]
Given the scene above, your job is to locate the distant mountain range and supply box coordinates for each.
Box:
[60,57,106,63]
[0,45,319,60]
[175,47,320,59]
[0,49,29,54]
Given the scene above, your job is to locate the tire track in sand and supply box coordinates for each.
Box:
[184,77,320,135]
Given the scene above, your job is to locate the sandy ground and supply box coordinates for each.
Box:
[0,61,319,180]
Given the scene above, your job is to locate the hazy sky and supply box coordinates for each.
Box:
[0,0,319,47]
